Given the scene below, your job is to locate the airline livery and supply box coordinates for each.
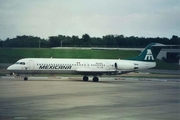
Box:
[7,43,163,82]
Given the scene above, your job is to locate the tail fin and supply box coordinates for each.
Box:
[127,43,164,62]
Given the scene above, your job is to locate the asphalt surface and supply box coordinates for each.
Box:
[139,69,180,75]
[0,77,179,120]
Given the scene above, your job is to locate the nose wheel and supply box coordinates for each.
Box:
[24,76,28,81]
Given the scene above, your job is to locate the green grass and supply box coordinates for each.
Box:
[0,48,179,70]
[154,59,180,70]
[0,48,139,63]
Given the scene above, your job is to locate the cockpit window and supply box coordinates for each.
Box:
[20,62,25,65]
[15,62,25,65]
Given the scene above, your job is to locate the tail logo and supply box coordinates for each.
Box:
[144,49,154,61]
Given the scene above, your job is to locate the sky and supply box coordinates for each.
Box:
[0,0,180,39]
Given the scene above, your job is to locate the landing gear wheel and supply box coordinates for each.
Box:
[24,76,28,81]
[83,76,89,81]
[93,76,99,82]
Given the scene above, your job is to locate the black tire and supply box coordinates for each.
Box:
[93,76,99,82]
[83,76,89,81]
[24,76,28,81]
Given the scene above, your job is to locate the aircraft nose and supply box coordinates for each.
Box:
[7,65,13,71]
[7,66,11,71]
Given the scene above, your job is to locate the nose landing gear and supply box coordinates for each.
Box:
[24,76,28,81]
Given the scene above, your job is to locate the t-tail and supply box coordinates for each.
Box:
[127,43,164,62]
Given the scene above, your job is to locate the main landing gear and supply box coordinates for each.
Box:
[83,76,89,81]
[83,76,99,82]
[92,76,99,82]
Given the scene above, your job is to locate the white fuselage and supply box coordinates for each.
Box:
[7,58,156,75]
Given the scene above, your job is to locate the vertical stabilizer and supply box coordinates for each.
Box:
[127,43,164,62]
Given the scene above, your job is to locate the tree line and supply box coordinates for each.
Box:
[0,34,179,48]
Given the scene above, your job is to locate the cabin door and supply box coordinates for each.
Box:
[106,62,110,70]
[29,60,34,70]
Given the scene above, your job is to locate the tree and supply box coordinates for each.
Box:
[82,34,91,46]
[91,37,103,46]
[171,35,180,45]
[72,35,80,46]
[3,35,48,48]
[48,36,60,47]
[103,35,117,47]
[2,34,178,48]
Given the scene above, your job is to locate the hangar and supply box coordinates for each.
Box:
[157,45,180,65]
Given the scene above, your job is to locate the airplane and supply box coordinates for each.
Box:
[7,43,163,82]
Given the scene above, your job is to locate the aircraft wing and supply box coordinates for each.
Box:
[75,69,116,75]
[76,69,135,75]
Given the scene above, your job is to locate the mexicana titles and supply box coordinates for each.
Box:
[39,65,72,70]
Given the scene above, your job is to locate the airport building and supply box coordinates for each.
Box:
[157,45,180,65]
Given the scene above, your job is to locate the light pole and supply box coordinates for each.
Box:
[2,41,4,48]
[39,40,41,48]
[61,39,67,47]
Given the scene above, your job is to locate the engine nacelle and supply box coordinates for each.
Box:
[115,62,135,70]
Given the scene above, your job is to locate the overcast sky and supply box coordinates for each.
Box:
[0,0,179,39]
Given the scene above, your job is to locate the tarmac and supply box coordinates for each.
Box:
[0,77,179,120]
